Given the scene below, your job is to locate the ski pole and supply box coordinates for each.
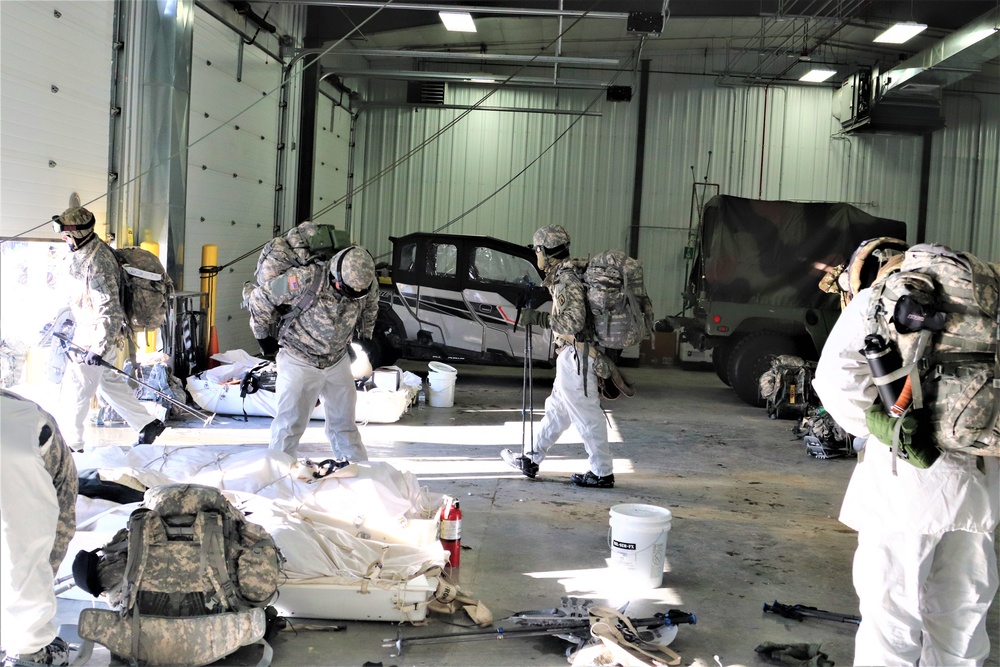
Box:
[53,333,215,426]
[526,319,534,456]
[763,600,860,625]
[520,319,530,457]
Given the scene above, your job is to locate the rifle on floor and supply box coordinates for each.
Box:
[52,332,215,426]
[763,600,861,625]
[385,598,695,657]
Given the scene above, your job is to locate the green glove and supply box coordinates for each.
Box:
[521,308,550,328]
[864,404,939,469]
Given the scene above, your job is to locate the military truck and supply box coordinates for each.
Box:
[663,195,907,407]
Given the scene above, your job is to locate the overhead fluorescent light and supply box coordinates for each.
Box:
[439,11,476,32]
[873,22,927,44]
[469,78,496,84]
[799,69,837,83]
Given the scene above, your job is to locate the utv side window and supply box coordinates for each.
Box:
[427,243,457,277]
[471,247,536,285]
[399,242,418,271]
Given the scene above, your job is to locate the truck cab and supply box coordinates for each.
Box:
[664,196,907,407]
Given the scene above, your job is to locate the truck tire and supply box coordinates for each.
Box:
[712,339,735,386]
[727,332,796,407]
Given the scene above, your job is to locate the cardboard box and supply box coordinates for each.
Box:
[373,366,402,391]
[639,332,677,367]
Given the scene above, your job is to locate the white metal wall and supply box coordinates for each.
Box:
[349,53,1000,322]
[0,0,114,239]
[184,6,284,354]
[354,75,640,267]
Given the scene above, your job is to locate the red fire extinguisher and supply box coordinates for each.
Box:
[439,498,462,568]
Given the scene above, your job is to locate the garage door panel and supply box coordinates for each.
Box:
[184,5,280,354]
[0,0,112,238]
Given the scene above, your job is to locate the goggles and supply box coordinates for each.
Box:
[534,243,568,256]
[333,278,370,300]
[52,215,95,234]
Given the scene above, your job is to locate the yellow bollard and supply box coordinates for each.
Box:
[201,244,219,365]
[140,242,160,353]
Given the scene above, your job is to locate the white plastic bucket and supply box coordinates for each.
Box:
[608,503,672,589]
[426,362,458,408]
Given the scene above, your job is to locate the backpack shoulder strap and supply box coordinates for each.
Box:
[199,511,241,611]
[279,266,326,323]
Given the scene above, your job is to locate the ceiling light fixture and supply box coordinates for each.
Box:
[469,78,496,84]
[873,22,927,44]
[439,11,476,32]
[799,69,837,83]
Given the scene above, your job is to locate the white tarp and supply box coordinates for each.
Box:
[186,349,420,424]
[63,446,449,620]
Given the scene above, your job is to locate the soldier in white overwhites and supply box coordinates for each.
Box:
[52,207,165,451]
[0,389,78,667]
[813,239,999,665]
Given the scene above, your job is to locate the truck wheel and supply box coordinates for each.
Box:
[712,340,735,386]
[727,332,795,407]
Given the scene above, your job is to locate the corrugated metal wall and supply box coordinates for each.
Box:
[348,54,999,322]
[184,5,284,353]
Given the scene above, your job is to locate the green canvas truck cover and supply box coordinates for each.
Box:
[695,196,908,309]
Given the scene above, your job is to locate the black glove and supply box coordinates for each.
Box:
[257,336,279,357]
[521,308,550,328]
[83,350,103,366]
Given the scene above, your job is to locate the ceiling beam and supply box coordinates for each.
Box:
[331,68,612,89]
[335,48,619,65]
[265,0,626,19]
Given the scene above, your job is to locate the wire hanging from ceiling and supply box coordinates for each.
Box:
[307,0,608,224]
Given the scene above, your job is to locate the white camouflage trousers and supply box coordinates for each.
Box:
[58,360,157,450]
[270,348,368,461]
[526,345,612,477]
[0,397,61,655]
[852,528,998,666]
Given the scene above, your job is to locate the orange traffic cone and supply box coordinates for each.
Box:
[207,325,220,369]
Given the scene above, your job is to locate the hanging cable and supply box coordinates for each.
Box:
[307,0,606,225]
[3,0,399,243]
[428,40,643,238]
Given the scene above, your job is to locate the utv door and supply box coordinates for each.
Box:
[465,241,552,364]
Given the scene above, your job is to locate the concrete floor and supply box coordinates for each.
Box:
[55,361,1000,667]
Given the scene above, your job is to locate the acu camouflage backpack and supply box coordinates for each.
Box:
[243,220,348,310]
[757,355,816,420]
[582,249,654,350]
[254,220,347,286]
[865,243,1000,458]
[74,484,284,666]
[114,247,173,332]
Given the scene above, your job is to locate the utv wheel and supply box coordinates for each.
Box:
[726,332,796,407]
[360,334,400,369]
